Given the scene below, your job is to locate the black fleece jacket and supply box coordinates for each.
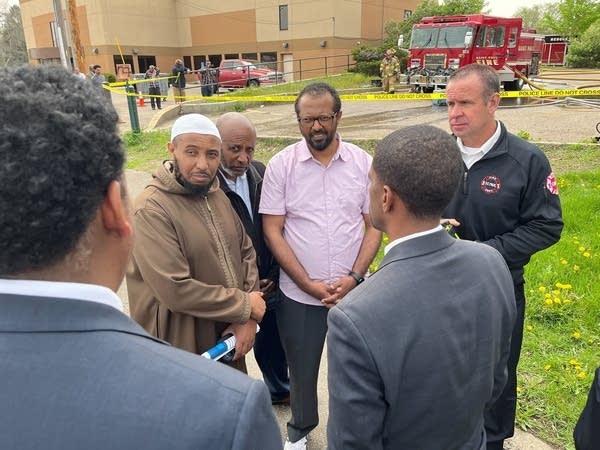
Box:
[443,122,563,284]
[217,161,279,286]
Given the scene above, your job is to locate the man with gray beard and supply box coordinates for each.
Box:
[127,113,266,374]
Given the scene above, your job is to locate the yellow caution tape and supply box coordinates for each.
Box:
[103,86,600,102]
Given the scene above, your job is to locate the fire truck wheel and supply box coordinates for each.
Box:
[421,86,435,94]
[504,79,524,91]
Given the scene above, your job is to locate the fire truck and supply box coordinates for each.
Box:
[401,14,543,92]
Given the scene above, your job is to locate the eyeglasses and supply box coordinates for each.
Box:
[297,113,337,127]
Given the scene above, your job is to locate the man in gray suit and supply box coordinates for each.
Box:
[0,64,281,450]
[327,125,516,450]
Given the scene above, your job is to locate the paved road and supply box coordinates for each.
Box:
[111,78,599,145]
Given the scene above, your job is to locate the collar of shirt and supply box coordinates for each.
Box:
[384,225,443,255]
[0,279,124,312]
[456,121,501,169]
[222,171,253,218]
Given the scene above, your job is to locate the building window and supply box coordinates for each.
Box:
[183,56,192,70]
[404,10,412,19]
[242,52,258,60]
[279,5,288,31]
[193,55,206,70]
[260,52,277,70]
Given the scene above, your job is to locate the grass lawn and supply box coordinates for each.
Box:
[124,108,600,450]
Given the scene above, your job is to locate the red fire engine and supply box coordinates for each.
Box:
[402,14,544,92]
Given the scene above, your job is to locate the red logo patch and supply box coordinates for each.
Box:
[480,175,501,195]
[546,172,559,195]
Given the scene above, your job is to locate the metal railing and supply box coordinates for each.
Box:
[280,54,356,83]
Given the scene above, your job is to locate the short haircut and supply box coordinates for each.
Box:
[373,125,462,219]
[92,64,101,70]
[294,82,342,116]
[448,63,500,102]
[0,64,124,276]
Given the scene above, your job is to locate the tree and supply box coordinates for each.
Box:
[541,0,600,39]
[0,4,27,66]
[566,18,600,67]
[513,4,555,33]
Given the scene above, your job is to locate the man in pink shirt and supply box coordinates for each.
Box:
[260,82,382,450]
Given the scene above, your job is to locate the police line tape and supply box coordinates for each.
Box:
[104,85,600,102]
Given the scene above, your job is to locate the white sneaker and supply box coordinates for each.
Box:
[283,436,307,450]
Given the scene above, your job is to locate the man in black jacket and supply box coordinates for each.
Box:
[444,63,563,450]
[216,112,290,405]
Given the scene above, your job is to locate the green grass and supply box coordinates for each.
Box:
[517,170,600,449]
[218,72,374,97]
[124,130,600,450]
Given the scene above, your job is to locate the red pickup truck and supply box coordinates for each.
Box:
[217,59,284,89]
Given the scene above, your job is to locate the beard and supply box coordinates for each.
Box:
[307,130,335,152]
[172,157,213,196]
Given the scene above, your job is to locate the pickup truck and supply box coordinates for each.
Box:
[217,59,284,89]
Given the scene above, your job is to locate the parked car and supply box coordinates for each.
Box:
[217,59,284,89]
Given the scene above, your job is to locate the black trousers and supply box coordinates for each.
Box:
[276,291,328,442]
[148,86,161,109]
[485,282,525,449]
[253,292,289,401]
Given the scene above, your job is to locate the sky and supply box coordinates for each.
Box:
[487,0,554,17]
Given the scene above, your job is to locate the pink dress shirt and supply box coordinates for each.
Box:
[259,136,372,306]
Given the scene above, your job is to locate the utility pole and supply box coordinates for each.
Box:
[51,0,69,68]
[67,0,85,71]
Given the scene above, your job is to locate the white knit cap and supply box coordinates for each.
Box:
[170,113,221,141]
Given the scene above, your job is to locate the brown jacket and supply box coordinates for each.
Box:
[126,161,259,371]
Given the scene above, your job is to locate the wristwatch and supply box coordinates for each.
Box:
[348,271,365,285]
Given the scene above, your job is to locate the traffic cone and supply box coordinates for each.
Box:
[137,93,145,107]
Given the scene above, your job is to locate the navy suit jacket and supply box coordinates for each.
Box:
[327,230,516,450]
[0,294,282,450]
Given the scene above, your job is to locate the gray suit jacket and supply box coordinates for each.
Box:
[327,230,516,450]
[0,294,282,450]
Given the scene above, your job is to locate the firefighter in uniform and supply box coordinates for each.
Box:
[380,48,400,94]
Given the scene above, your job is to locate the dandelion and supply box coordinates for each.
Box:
[553,297,561,305]
[544,364,551,371]
[538,286,547,293]
[583,252,591,258]
[572,331,581,340]
[577,371,587,379]
[516,386,522,394]
[544,298,553,306]
[555,282,572,290]
[526,325,533,331]
[569,358,580,366]
[579,246,586,253]
[560,258,568,265]
[573,265,580,272]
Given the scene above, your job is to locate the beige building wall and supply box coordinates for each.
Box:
[19,0,421,77]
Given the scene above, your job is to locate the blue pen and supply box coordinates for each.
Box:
[201,334,236,361]
[200,324,261,361]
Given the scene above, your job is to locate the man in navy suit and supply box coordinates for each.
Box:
[327,125,516,450]
[0,64,281,450]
